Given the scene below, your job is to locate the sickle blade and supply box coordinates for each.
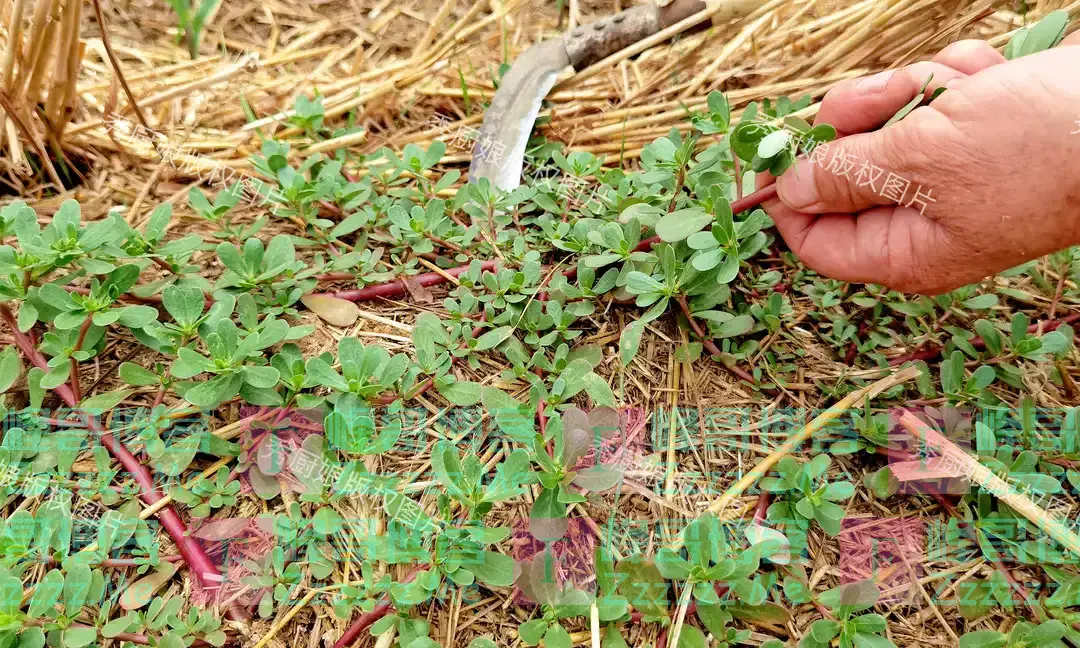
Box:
[468,39,570,191]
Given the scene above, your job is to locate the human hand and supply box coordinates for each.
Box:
[761,35,1080,294]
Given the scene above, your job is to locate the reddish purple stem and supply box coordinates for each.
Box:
[0,304,250,622]
[316,261,500,302]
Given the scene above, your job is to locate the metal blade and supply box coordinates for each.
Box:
[468,38,570,191]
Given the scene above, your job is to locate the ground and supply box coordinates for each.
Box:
[2,1,1080,648]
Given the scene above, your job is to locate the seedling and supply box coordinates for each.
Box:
[798,580,896,648]
[762,455,854,537]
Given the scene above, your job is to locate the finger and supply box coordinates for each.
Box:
[931,39,1006,74]
[775,124,914,214]
[768,204,941,290]
[813,61,964,136]
[1063,29,1080,47]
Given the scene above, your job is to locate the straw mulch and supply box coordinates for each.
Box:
[2,1,1080,647]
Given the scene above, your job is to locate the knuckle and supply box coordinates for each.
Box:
[877,111,964,188]
[933,40,1004,67]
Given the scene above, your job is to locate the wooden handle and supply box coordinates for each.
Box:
[657,0,707,28]
[659,0,766,28]
[564,4,662,69]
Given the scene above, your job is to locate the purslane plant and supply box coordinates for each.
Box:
[0,16,1077,645]
[797,580,896,648]
[762,455,854,538]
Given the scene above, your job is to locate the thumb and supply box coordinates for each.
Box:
[775,125,917,214]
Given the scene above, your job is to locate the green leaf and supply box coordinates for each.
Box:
[958,631,1006,648]
[481,387,534,443]
[714,314,753,338]
[757,129,791,158]
[38,282,78,311]
[673,626,707,648]
[968,364,996,391]
[217,242,247,276]
[819,579,879,616]
[17,302,38,332]
[730,121,771,161]
[312,506,343,536]
[119,362,159,386]
[1005,10,1069,59]
[162,284,206,327]
[619,320,646,366]
[810,619,840,642]
[961,294,998,310]
[155,435,201,477]
[852,614,888,634]
[695,604,731,637]
[581,372,615,406]
[519,619,548,645]
[601,625,628,648]
[61,627,97,648]
[436,380,483,406]
[864,467,899,499]
[973,319,1003,356]
[383,492,437,534]
[823,481,855,501]
[17,627,46,648]
[572,465,622,491]
[886,74,934,127]
[529,488,568,542]
[470,551,516,587]
[706,91,730,126]
[28,569,64,618]
[81,388,134,411]
[185,373,243,408]
[62,564,92,609]
[1024,620,1067,645]
[243,364,281,389]
[543,623,572,648]
[625,271,665,295]
[157,634,188,648]
[27,367,45,409]
[852,633,896,648]
[655,208,713,243]
[691,248,723,271]
[654,547,691,580]
[0,346,21,393]
[475,326,513,351]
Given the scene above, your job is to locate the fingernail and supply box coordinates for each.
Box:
[856,70,895,95]
[776,160,820,210]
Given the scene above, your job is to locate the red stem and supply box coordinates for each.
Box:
[0,304,250,623]
[845,316,871,366]
[316,271,356,282]
[752,493,771,525]
[70,315,93,403]
[151,385,166,408]
[675,295,757,384]
[888,312,1080,366]
[333,565,426,648]
[316,261,500,302]
[151,256,177,275]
